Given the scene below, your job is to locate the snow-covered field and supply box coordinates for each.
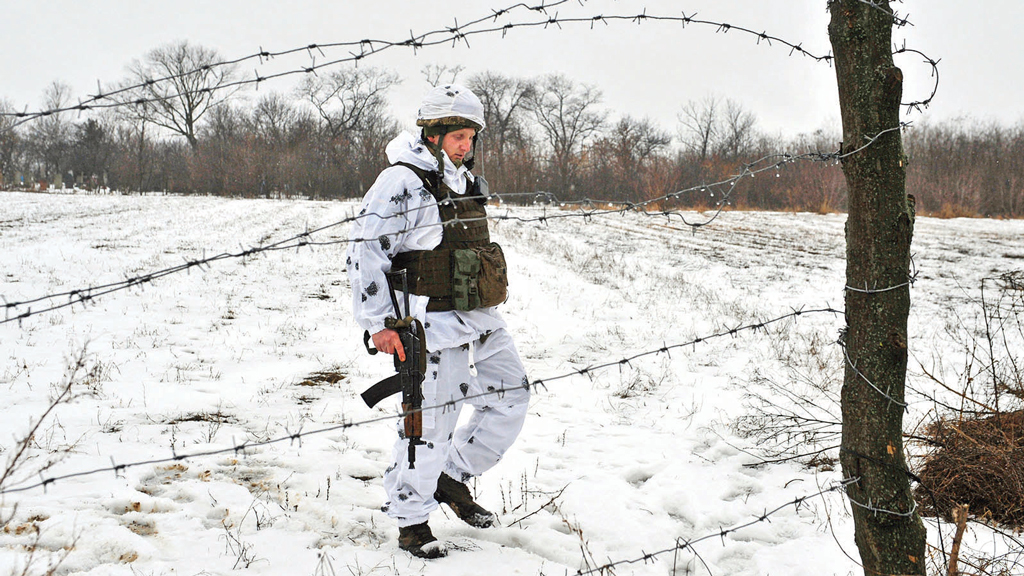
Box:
[0,191,1021,575]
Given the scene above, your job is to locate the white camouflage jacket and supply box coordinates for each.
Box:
[347,131,506,352]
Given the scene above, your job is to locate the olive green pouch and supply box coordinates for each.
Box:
[451,243,508,311]
[452,249,482,311]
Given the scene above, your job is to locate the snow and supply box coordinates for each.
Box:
[0,190,1020,575]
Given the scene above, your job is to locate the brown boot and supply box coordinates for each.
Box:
[434,473,498,528]
[398,522,447,558]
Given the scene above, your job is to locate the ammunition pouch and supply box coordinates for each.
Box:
[391,242,508,312]
[455,243,508,310]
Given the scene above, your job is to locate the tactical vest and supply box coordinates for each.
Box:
[390,162,508,312]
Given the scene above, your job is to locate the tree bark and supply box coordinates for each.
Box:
[828,2,927,575]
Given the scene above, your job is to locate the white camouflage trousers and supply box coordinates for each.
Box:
[382,328,530,527]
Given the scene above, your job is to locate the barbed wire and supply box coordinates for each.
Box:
[0,0,570,128]
[848,122,906,156]
[574,422,941,576]
[0,3,938,129]
[2,129,876,327]
[846,494,919,518]
[839,443,948,568]
[829,0,913,28]
[529,306,842,389]
[840,341,909,409]
[824,1,934,112]
[570,477,860,576]
[0,5,943,567]
[843,253,917,294]
[0,306,841,495]
[580,445,939,576]
[844,279,915,295]
[893,43,941,114]
[0,117,899,325]
[1,213,354,325]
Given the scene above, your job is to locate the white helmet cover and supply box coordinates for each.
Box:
[416,84,486,132]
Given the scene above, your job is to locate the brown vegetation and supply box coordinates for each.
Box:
[906,121,1024,218]
[2,49,1022,217]
[914,272,1024,531]
[914,411,1024,528]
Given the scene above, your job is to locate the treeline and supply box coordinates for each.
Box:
[2,41,1023,217]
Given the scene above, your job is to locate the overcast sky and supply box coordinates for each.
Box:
[3,0,1021,138]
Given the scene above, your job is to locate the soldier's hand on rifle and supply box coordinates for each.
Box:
[372,328,406,362]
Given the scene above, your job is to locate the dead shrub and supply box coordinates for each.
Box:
[914,410,1024,528]
[914,272,1024,529]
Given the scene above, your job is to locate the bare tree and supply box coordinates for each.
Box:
[68,118,115,188]
[110,83,158,192]
[297,66,401,197]
[27,82,74,181]
[421,64,464,87]
[526,73,606,195]
[585,115,671,202]
[611,116,672,165]
[248,92,303,147]
[195,103,248,195]
[298,66,400,140]
[350,111,402,195]
[719,99,757,159]
[0,99,20,186]
[830,1,926,574]
[126,40,239,149]
[677,94,720,165]
[241,93,308,197]
[465,71,535,178]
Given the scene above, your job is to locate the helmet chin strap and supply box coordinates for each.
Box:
[430,127,449,177]
[463,135,476,171]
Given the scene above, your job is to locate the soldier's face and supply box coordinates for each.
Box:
[429,128,476,164]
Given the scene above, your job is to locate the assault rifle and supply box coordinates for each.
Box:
[361,270,427,468]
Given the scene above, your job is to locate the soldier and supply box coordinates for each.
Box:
[347,84,531,558]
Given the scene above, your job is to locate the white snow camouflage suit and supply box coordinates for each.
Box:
[347,130,530,528]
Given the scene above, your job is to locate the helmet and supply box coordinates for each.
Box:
[416,84,486,132]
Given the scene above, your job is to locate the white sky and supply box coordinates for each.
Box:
[3,0,1022,137]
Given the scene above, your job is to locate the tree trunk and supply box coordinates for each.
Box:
[828,2,927,575]
[136,121,147,193]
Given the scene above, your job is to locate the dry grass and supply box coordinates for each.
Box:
[919,203,981,219]
[296,369,346,387]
